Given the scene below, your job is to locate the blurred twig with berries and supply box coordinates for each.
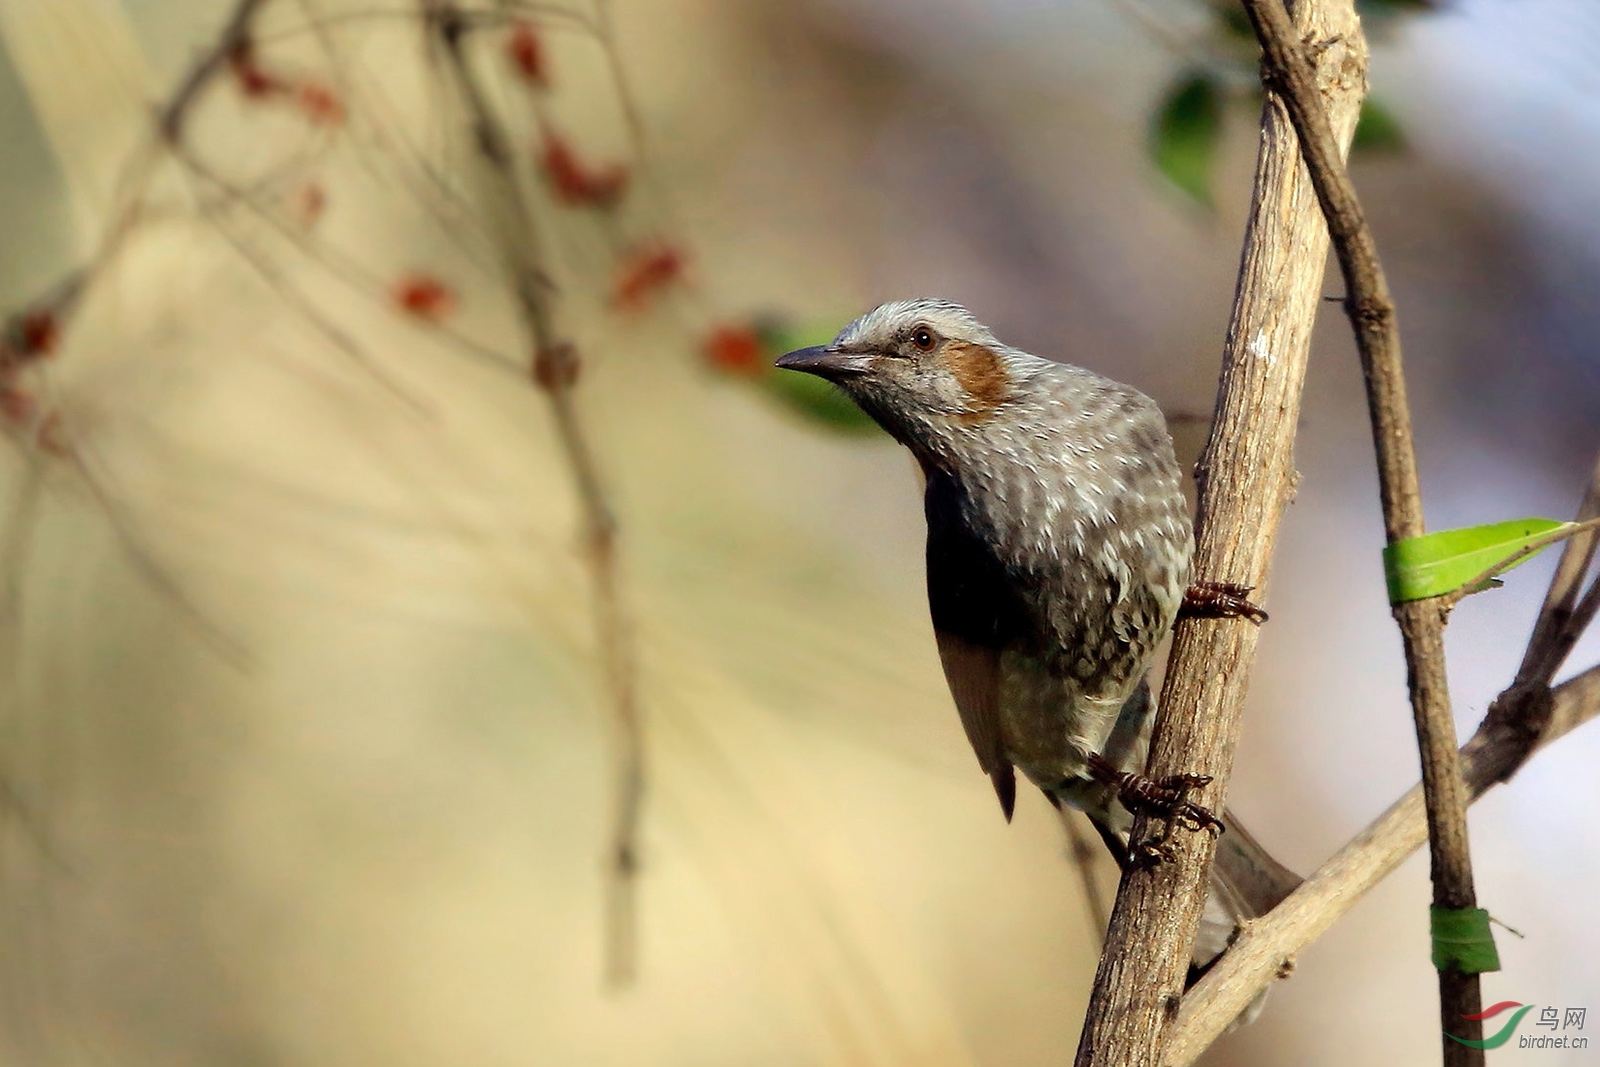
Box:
[423,0,644,986]
[0,0,682,988]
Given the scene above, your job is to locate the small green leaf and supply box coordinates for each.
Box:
[761,369,881,434]
[759,322,882,435]
[1430,907,1501,975]
[756,322,832,359]
[1383,518,1569,604]
[1151,72,1223,208]
[1352,97,1406,152]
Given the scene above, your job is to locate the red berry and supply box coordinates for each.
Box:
[393,273,457,322]
[507,21,549,87]
[611,243,685,310]
[703,325,764,374]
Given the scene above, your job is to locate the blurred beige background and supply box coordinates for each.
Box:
[0,0,1597,1064]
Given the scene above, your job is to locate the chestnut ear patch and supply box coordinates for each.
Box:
[943,341,1014,419]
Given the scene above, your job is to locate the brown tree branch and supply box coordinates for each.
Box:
[1072,1,1367,1063]
[1237,0,1487,1055]
[1174,450,1600,1059]
[1516,457,1600,687]
[1171,660,1600,1064]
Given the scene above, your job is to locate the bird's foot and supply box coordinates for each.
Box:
[1180,581,1268,624]
[1086,755,1223,865]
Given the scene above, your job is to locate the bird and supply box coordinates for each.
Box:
[776,299,1299,967]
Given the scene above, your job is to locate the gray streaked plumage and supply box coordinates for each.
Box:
[777,299,1299,978]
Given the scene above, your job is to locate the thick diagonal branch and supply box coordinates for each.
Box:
[1072,3,1366,1065]
[1171,660,1600,1064]
[1238,0,1486,1055]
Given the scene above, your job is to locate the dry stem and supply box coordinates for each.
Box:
[1172,450,1600,1058]
[1516,458,1600,687]
[1072,1,1366,1064]
[1237,0,1486,1054]
[159,0,271,143]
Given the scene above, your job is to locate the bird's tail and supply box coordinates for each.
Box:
[1191,809,1301,1026]
[1193,809,1301,963]
[1075,803,1300,1026]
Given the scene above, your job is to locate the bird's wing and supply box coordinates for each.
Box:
[932,630,1014,819]
[925,472,1025,821]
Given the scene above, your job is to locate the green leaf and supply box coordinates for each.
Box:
[1383,518,1569,604]
[761,369,881,434]
[1430,907,1501,975]
[1151,72,1223,208]
[758,322,882,435]
[1352,97,1406,152]
[756,321,833,359]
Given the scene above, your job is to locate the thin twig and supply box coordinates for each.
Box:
[10,2,649,978]
[425,0,644,987]
[1237,0,1486,1055]
[1516,453,1600,687]
[1,0,263,409]
[3,0,267,405]
[1111,0,1261,87]
[581,0,648,157]
[1072,2,1367,1064]
[1060,809,1113,935]
[159,0,273,144]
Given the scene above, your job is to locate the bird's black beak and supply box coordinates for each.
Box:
[775,345,874,379]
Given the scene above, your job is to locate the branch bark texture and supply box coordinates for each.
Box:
[1238,0,1486,1055]
[1072,3,1366,1064]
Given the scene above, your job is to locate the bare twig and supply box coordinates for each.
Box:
[1171,660,1600,1064]
[1072,2,1366,1064]
[1237,0,1487,1054]
[159,0,272,144]
[1060,809,1113,935]
[6,0,647,985]
[1516,455,1600,687]
[583,0,648,158]
[0,0,268,417]
[426,0,644,987]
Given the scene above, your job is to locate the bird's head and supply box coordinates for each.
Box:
[775,300,1023,458]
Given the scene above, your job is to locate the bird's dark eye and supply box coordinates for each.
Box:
[911,326,936,351]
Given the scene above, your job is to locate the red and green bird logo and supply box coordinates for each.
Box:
[1447,1002,1535,1049]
